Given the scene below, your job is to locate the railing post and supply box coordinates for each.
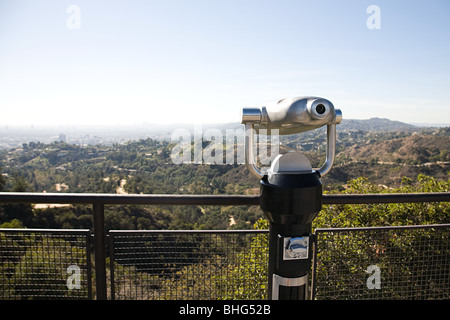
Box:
[93,202,107,300]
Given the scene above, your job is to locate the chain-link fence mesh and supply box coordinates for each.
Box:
[1,225,449,300]
[109,230,269,300]
[0,229,92,300]
[312,224,450,299]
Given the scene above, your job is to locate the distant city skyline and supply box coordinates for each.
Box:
[0,116,447,150]
[1,1,449,126]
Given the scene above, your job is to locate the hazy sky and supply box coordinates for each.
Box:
[0,0,449,126]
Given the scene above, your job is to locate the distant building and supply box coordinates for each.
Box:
[59,133,67,143]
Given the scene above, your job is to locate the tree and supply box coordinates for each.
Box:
[12,175,30,192]
[212,219,268,299]
[314,175,450,229]
[10,236,89,299]
[312,175,450,299]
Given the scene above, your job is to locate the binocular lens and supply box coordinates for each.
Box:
[316,104,326,115]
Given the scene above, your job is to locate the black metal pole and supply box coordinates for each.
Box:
[93,202,107,300]
[260,171,322,300]
[267,222,313,299]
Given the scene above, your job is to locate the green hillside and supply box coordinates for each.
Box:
[0,121,449,230]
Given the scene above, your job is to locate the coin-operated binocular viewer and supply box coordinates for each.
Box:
[242,96,342,300]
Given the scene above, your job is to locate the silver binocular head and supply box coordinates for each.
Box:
[242,96,342,135]
[242,96,342,179]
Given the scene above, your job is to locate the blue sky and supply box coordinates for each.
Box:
[0,0,449,126]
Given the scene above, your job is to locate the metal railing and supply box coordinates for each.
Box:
[312,224,450,300]
[109,229,269,300]
[0,228,92,299]
[0,191,449,300]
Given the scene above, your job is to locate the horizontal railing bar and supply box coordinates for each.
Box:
[0,228,91,234]
[314,223,450,233]
[108,229,269,235]
[0,192,449,205]
[322,192,450,204]
[0,193,260,205]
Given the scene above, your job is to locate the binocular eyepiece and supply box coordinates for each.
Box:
[242,96,342,135]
